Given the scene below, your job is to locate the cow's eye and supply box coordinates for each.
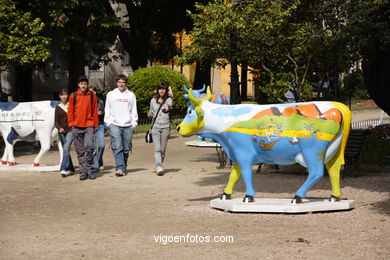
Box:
[189,110,192,114]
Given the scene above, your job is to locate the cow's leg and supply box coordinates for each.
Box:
[221,163,241,199]
[1,144,8,165]
[240,163,255,203]
[4,143,15,166]
[53,129,63,166]
[325,149,343,201]
[33,133,51,166]
[293,159,324,204]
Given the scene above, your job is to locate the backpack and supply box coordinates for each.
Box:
[72,91,94,118]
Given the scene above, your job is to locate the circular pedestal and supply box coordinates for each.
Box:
[0,164,59,172]
[210,198,355,214]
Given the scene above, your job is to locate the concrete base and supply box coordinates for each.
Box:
[185,140,220,147]
[210,198,356,213]
[0,164,59,172]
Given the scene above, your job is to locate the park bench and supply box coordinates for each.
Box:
[343,129,369,176]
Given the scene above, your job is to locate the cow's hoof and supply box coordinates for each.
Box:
[220,192,232,200]
[291,195,302,204]
[329,195,341,202]
[7,162,15,166]
[1,160,7,165]
[33,163,39,167]
[243,195,254,203]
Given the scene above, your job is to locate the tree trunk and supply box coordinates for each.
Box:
[193,62,211,90]
[241,62,248,101]
[68,40,86,92]
[363,52,390,115]
[14,66,32,102]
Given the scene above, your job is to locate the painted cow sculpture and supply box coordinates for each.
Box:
[184,85,230,105]
[177,87,351,203]
[0,101,62,166]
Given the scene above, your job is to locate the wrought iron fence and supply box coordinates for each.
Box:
[134,115,185,134]
[351,117,390,130]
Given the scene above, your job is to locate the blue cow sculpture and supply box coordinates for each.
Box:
[184,85,229,142]
[183,85,229,105]
[177,87,351,203]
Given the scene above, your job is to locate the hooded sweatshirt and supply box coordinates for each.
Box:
[104,88,138,127]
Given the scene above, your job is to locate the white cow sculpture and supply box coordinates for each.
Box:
[0,101,63,167]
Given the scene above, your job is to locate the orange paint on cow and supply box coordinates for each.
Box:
[322,108,342,123]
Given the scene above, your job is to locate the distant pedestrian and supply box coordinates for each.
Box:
[54,89,75,177]
[68,75,99,180]
[104,74,138,177]
[147,82,173,176]
[89,86,106,172]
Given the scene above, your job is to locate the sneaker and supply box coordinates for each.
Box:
[99,166,104,171]
[115,170,124,177]
[66,171,74,176]
[157,169,165,176]
[80,173,88,180]
[60,170,68,177]
[88,173,96,180]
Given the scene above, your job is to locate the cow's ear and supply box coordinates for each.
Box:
[195,106,204,118]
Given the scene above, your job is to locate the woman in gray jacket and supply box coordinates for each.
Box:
[147,82,173,176]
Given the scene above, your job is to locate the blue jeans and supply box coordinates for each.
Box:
[109,124,134,172]
[59,132,74,172]
[93,124,105,170]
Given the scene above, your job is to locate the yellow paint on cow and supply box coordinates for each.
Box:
[325,102,352,197]
[224,163,241,195]
[223,127,336,141]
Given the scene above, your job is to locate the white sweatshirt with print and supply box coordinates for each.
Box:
[104,88,138,127]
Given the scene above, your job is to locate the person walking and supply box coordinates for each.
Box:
[104,74,138,177]
[89,86,106,172]
[68,75,99,180]
[54,89,75,177]
[147,82,173,176]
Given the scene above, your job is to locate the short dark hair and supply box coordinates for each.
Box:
[78,75,89,83]
[116,74,128,83]
[58,89,68,96]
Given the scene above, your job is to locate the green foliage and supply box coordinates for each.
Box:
[343,70,367,99]
[179,0,314,103]
[127,66,191,117]
[0,0,50,68]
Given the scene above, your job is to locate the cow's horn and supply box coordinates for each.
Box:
[183,86,189,93]
[206,86,212,101]
[188,88,201,105]
[199,84,206,93]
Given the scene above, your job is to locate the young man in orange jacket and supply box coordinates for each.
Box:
[68,75,99,180]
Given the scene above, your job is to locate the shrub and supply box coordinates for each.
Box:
[127,66,191,117]
[359,124,390,166]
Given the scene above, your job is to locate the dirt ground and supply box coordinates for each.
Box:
[0,109,389,259]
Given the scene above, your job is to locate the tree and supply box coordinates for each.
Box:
[179,0,313,103]
[0,0,50,69]
[347,0,390,115]
[106,0,206,70]
[15,0,120,91]
[0,0,50,100]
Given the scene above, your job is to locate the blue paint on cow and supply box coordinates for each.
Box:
[0,102,19,111]
[211,106,252,117]
[195,131,331,197]
[7,127,37,144]
[50,101,60,108]
[182,106,197,125]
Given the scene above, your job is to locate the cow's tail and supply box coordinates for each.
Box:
[325,102,351,198]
